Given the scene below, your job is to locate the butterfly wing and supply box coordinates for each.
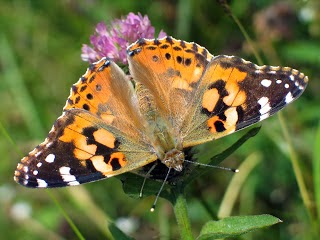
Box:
[127,37,308,148]
[127,36,213,133]
[15,58,157,188]
[181,55,308,146]
[15,37,308,187]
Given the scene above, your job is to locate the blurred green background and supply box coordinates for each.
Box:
[1,0,319,239]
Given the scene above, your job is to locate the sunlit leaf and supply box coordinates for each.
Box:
[197,214,281,240]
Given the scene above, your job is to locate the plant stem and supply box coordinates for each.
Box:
[218,152,262,218]
[46,190,85,240]
[218,0,263,65]
[314,122,320,222]
[278,113,314,221]
[172,188,194,240]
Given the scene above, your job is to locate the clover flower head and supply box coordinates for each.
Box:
[81,12,166,64]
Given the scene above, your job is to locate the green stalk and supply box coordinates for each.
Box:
[278,114,314,221]
[159,203,171,240]
[176,0,192,39]
[218,152,262,218]
[46,190,85,240]
[218,1,263,65]
[172,187,194,240]
[67,187,113,239]
[0,34,45,138]
[0,121,23,157]
[314,122,320,221]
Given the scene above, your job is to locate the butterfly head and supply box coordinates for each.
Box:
[162,149,185,172]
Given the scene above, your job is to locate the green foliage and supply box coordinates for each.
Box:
[198,215,281,239]
[314,122,320,222]
[109,223,134,240]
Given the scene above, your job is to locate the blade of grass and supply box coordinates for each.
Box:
[66,187,114,239]
[159,202,171,240]
[278,113,313,219]
[46,190,85,240]
[218,1,262,65]
[218,152,262,218]
[15,216,64,240]
[176,0,192,39]
[0,121,23,158]
[314,122,320,221]
[0,34,45,138]
[185,127,260,185]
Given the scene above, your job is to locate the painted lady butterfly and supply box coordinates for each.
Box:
[14,36,308,188]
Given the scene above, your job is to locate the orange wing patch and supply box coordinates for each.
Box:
[90,152,126,176]
[128,37,213,91]
[127,36,215,132]
[56,110,128,173]
[64,58,113,115]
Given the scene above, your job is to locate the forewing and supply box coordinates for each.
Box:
[15,58,157,188]
[127,36,213,131]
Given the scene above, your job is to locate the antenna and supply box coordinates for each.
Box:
[184,159,239,172]
[150,167,172,212]
[140,163,157,198]
[147,160,238,212]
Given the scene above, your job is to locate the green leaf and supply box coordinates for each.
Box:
[185,126,261,184]
[197,214,281,240]
[280,41,320,64]
[119,172,174,202]
[109,223,134,240]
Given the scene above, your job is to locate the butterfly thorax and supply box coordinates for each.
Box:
[136,82,184,171]
[163,149,184,171]
[151,122,185,171]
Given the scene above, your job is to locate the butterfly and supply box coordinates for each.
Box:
[14,36,308,188]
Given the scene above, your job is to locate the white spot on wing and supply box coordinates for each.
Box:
[260,113,269,121]
[37,162,42,168]
[33,170,38,175]
[284,83,289,89]
[37,179,48,188]
[45,154,55,163]
[23,166,29,173]
[35,151,42,158]
[285,92,294,103]
[290,75,295,81]
[59,166,71,175]
[261,79,272,87]
[46,142,53,148]
[258,97,271,115]
[68,181,80,186]
[276,80,282,84]
[258,97,269,107]
[59,166,77,182]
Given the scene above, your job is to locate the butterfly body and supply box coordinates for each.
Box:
[14,36,308,188]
